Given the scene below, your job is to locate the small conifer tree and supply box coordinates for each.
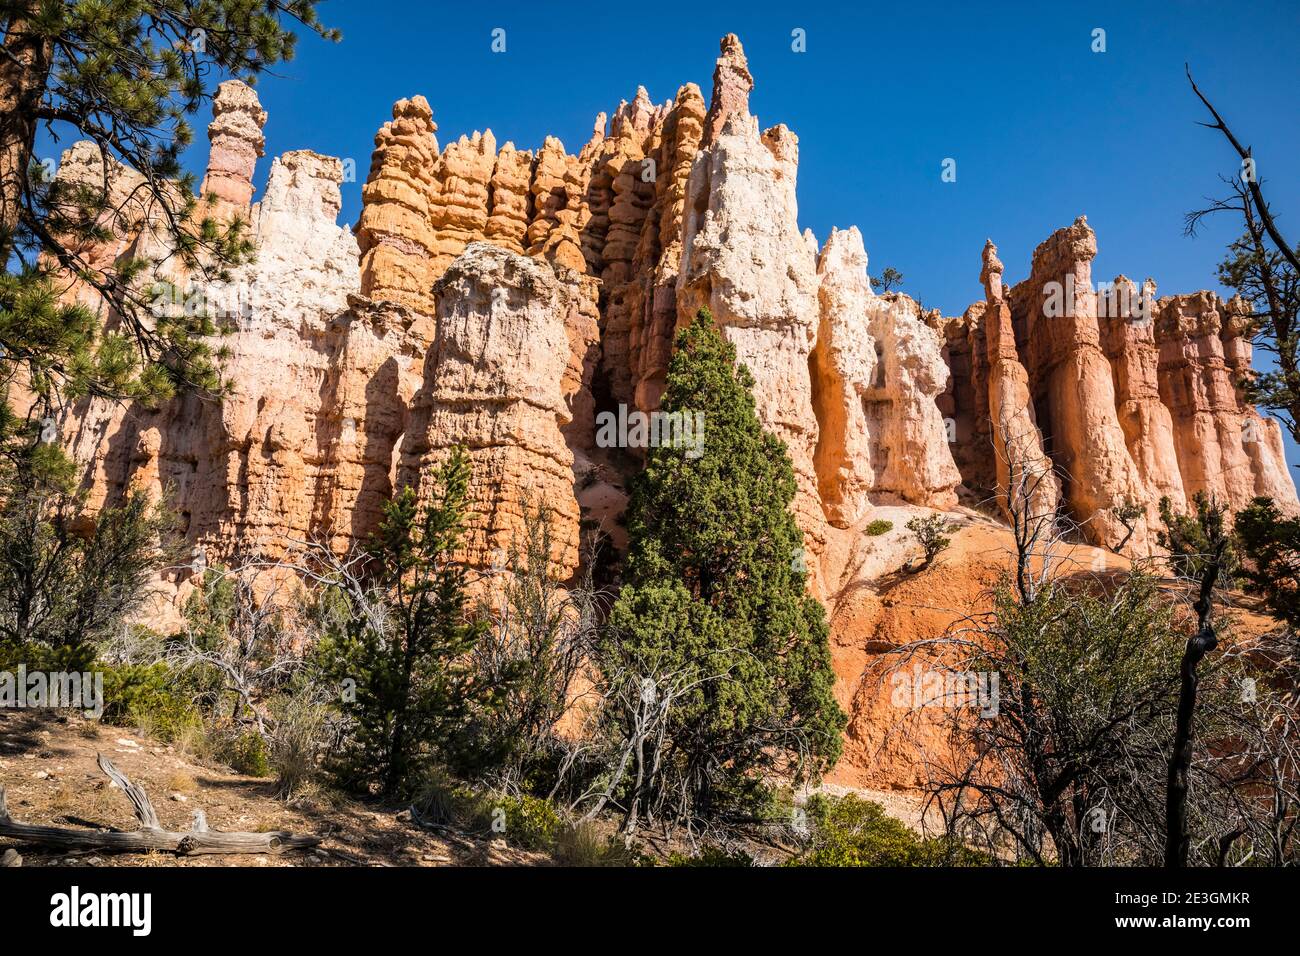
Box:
[318,448,488,798]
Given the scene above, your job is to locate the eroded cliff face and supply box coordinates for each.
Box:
[944,218,1298,551]
[396,244,583,576]
[811,227,960,529]
[56,145,363,587]
[39,35,1299,786]
[1155,290,1294,510]
[39,35,963,621]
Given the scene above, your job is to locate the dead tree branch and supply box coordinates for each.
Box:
[1186,65,1300,276]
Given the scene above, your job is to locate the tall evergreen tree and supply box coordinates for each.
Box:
[603,308,845,824]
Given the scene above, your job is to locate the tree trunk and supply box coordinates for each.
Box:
[1166,547,1223,867]
[0,15,53,259]
[1166,625,1215,866]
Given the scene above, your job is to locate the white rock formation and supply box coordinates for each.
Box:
[677,112,824,549]
[811,227,961,525]
[397,243,582,578]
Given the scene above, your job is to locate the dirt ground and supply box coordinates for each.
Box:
[0,709,550,867]
[0,709,925,867]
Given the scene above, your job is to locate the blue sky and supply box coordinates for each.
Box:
[212,0,1300,315]
[40,0,1300,460]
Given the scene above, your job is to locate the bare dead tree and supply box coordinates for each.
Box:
[0,754,318,856]
[1158,495,1233,866]
[900,572,1187,866]
[1186,66,1300,276]
[571,655,738,844]
[887,422,1187,865]
[1234,643,1300,864]
[987,408,1066,604]
[166,561,306,738]
[1185,67,1300,444]
[466,503,608,792]
[884,442,1298,866]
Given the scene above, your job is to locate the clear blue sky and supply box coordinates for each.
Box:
[215,0,1300,317]
[49,0,1300,460]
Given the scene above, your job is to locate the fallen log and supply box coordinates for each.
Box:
[0,753,320,856]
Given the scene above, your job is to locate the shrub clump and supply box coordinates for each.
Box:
[906,514,955,567]
[864,519,893,536]
[100,662,203,746]
[411,777,638,863]
[221,728,272,777]
[787,794,989,867]
[494,792,562,850]
[666,846,754,867]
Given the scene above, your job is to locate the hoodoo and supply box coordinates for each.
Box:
[36,33,1298,692]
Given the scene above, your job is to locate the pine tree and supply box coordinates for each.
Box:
[1,2,338,406]
[1234,496,1300,628]
[317,448,489,799]
[0,436,170,666]
[603,308,845,824]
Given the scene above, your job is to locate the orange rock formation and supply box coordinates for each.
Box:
[944,219,1297,551]
[34,36,1299,789]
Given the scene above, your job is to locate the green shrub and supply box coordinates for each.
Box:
[413,777,634,863]
[787,794,989,867]
[222,729,272,777]
[0,470,171,656]
[906,514,954,566]
[1233,496,1299,627]
[494,793,561,850]
[666,846,754,867]
[411,778,560,851]
[0,638,96,674]
[864,519,894,536]
[100,662,202,745]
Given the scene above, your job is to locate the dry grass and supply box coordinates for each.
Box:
[48,782,77,817]
[165,771,197,793]
[553,819,638,866]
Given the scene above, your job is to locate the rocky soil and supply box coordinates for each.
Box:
[0,711,547,868]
